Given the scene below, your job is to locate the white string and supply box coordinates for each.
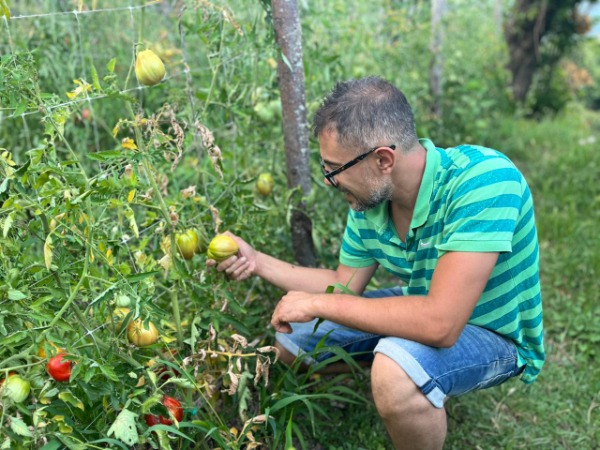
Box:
[5,3,158,21]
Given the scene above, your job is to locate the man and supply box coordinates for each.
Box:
[210,76,544,450]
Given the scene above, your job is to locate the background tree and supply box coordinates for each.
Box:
[505,0,595,106]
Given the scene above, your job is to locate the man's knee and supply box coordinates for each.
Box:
[274,340,297,366]
[371,353,431,419]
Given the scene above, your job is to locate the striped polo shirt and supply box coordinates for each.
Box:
[340,139,544,383]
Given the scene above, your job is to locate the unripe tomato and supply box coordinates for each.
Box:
[115,294,132,308]
[207,235,239,262]
[106,307,131,332]
[135,49,166,86]
[256,173,275,196]
[127,319,159,347]
[2,374,31,403]
[47,354,72,382]
[144,396,183,426]
[176,229,199,260]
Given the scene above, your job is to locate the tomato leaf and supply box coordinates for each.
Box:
[96,362,119,382]
[86,150,124,162]
[9,416,33,437]
[8,289,27,301]
[39,440,62,450]
[107,408,138,446]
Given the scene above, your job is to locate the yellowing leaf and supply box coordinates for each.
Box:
[121,138,138,151]
[66,79,92,100]
[3,211,14,237]
[125,207,139,238]
[44,235,53,269]
[52,415,73,434]
[59,391,85,411]
[127,189,136,203]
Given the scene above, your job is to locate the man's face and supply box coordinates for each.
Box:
[319,132,393,212]
[338,179,393,212]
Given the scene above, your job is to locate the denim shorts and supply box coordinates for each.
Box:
[275,286,524,408]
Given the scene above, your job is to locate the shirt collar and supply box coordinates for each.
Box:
[360,138,440,231]
[411,138,439,228]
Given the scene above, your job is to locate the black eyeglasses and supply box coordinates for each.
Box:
[320,144,396,188]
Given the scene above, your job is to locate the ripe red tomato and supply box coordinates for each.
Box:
[144,414,161,427]
[144,395,183,426]
[47,353,72,382]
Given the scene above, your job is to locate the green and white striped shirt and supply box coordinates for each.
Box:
[340,139,544,383]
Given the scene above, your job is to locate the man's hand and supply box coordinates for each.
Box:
[271,291,319,334]
[206,232,257,281]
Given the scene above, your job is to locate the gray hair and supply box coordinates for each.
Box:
[312,76,418,154]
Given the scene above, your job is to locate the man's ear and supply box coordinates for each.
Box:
[375,147,395,172]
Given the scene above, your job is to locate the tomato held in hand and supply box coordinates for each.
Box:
[47,353,72,382]
[206,235,239,262]
[144,395,183,426]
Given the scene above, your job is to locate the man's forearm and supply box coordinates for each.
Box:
[254,251,341,293]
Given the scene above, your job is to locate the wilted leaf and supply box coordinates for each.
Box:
[2,211,13,237]
[107,409,138,445]
[58,392,85,410]
[121,138,137,150]
[125,207,139,238]
[44,234,53,269]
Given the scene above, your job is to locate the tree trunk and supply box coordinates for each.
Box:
[429,0,446,119]
[271,0,316,267]
[504,0,569,103]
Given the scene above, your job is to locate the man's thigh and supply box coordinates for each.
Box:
[374,324,524,408]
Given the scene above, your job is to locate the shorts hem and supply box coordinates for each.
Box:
[374,339,446,408]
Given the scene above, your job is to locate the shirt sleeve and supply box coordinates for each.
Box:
[339,210,377,268]
[436,158,524,254]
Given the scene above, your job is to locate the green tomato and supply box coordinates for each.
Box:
[3,374,31,403]
[176,229,200,260]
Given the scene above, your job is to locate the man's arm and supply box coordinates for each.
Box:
[271,251,499,346]
[207,232,377,295]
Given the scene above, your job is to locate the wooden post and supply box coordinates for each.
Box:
[271,0,316,267]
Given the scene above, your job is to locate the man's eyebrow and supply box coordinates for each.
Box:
[321,158,339,166]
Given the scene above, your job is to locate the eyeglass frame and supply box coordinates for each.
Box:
[320,144,396,188]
